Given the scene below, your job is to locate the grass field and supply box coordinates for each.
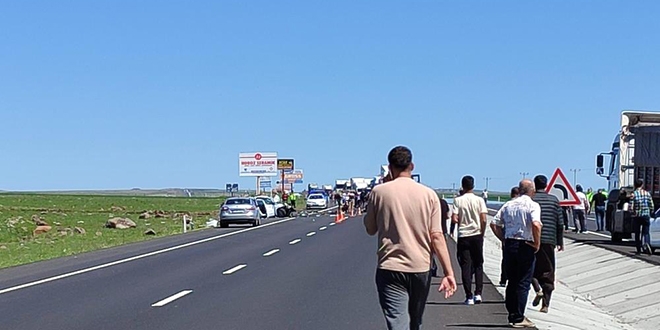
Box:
[0,194,224,269]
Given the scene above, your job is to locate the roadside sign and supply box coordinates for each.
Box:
[225,184,231,192]
[232,183,239,191]
[284,169,304,184]
[239,152,278,177]
[260,180,272,188]
[546,168,581,206]
[277,159,295,171]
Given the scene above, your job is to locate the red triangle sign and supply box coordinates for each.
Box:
[545,168,581,206]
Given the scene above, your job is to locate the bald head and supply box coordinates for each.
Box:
[519,179,536,196]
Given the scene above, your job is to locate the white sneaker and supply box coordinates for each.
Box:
[474,295,483,304]
[464,298,475,305]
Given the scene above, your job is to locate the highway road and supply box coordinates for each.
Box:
[0,212,511,330]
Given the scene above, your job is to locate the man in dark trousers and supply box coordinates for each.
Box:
[530,175,564,313]
[592,189,608,232]
[491,179,542,328]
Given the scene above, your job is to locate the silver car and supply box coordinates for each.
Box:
[218,197,263,228]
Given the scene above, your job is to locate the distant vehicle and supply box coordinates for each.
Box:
[596,111,660,242]
[308,183,319,191]
[255,196,283,218]
[350,177,372,191]
[335,179,350,191]
[306,193,328,210]
[218,197,262,228]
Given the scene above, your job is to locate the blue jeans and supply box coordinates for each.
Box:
[376,269,432,330]
[633,216,651,252]
[595,206,606,231]
[503,240,536,324]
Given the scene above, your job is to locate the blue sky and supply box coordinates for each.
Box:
[1,1,659,192]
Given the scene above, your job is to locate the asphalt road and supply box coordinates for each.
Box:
[0,213,512,330]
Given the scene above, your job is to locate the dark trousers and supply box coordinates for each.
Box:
[457,235,484,299]
[504,239,536,324]
[595,206,606,231]
[573,209,586,232]
[562,209,570,231]
[633,216,651,253]
[499,251,507,285]
[532,244,556,307]
[376,269,432,330]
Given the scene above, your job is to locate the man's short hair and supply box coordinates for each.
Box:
[534,175,548,190]
[510,187,520,198]
[635,179,645,189]
[387,146,412,171]
[461,176,475,191]
[576,184,583,192]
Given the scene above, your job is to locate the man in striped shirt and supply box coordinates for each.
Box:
[632,179,654,255]
[530,175,564,313]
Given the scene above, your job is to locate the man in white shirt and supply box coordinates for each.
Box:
[491,179,543,328]
[452,175,488,305]
[572,185,590,233]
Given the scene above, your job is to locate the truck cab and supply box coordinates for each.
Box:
[596,111,660,242]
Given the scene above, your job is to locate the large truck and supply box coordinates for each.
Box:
[350,177,372,191]
[334,179,350,191]
[596,111,660,242]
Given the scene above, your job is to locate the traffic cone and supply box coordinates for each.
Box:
[335,208,346,224]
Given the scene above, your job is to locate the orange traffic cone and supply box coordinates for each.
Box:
[335,208,346,224]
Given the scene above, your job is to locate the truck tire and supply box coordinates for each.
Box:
[611,233,623,243]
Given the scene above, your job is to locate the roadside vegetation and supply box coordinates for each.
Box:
[0,194,224,269]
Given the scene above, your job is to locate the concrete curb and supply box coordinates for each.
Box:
[472,211,658,330]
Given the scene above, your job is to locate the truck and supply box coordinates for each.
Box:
[596,111,660,242]
[350,177,372,191]
[334,179,350,191]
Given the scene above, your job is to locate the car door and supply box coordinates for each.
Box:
[651,211,660,248]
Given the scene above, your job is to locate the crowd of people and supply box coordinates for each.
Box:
[361,145,658,329]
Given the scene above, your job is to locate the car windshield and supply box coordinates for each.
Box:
[309,195,324,199]
[257,198,273,204]
[225,199,251,205]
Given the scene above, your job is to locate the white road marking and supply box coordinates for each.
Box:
[319,226,328,231]
[0,216,299,296]
[329,223,336,226]
[263,249,280,257]
[222,264,247,275]
[306,232,316,237]
[289,239,302,245]
[151,290,193,307]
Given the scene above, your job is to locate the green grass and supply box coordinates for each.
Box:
[0,193,224,269]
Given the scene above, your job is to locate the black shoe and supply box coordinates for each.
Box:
[532,292,544,307]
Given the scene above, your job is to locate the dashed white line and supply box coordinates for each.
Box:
[222,264,247,275]
[289,239,302,245]
[263,249,280,257]
[306,232,316,237]
[319,226,328,231]
[329,223,336,226]
[151,290,193,307]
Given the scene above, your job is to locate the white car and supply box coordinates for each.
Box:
[306,193,327,210]
[649,211,660,253]
[255,196,283,218]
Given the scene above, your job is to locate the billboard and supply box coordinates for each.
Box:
[277,159,295,171]
[239,152,278,177]
[284,169,304,184]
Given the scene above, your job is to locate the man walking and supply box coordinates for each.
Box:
[632,179,654,255]
[491,180,542,328]
[432,197,452,277]
[592,189,608,232]
[499,186,520,287]
[530,175,564,313]
[364,146,457,330]
[452,175,488,305]
[572,185,590,233]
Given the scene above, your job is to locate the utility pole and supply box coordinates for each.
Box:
[484,177,492,190]
[520,172,530,180]
[570,169,581,187]
[452,183,456,191]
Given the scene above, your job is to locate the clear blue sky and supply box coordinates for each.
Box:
[2,1,659,192]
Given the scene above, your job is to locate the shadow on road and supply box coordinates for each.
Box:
[445,323,513,329]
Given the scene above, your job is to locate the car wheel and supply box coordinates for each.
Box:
[220,222,228,228]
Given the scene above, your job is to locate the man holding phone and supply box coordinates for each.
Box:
[364,146,456,330]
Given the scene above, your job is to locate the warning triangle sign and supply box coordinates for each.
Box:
[545,168,581,206]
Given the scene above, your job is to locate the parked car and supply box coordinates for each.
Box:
[306,193,328,210]
[218,197,262,228]
[649,209,660,253]
[255,196,280,218]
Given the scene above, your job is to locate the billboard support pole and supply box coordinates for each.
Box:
[281,170,285,195]
[256,176,260,196]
